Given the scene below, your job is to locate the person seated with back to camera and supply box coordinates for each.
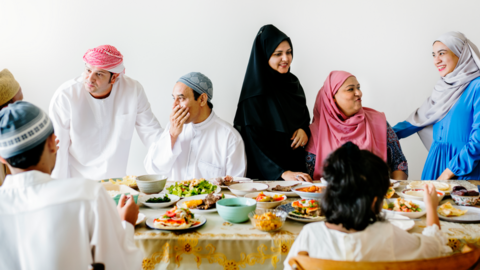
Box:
[284,142,451,269]
[144,72,246,181]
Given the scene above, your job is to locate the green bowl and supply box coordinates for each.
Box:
[216,197,257,223]
[112,193,139,205]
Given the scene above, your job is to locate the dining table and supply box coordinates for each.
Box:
[133,180,480,270]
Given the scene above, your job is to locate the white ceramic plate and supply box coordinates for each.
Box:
[292,184,328,200]
[267,181,308,197]
[209,177,253,189]
[228,183,269,196]
[139,194,180,208]
[437,204,480,223]
[382,199,426,219]
[135,213,146,225]
[276,203,325,223]
[244,192,287,209]
[400,189,445,202]
[176,194,236,213]
[164,181,221,198]
[145,215,207,230]
[390,179,400,189]
[384,211,415,230]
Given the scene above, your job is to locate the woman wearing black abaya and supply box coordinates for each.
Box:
[234,25,312,182]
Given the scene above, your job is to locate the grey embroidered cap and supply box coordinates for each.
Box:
[0,101,54,158]
[177,72,213,101]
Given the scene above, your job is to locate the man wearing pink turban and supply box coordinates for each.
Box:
[49,45,163,180]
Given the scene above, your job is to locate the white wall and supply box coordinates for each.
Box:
[1,0,479,179]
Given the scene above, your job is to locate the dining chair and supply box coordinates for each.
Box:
[288,248,480,270]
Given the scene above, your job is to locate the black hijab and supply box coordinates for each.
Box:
[234,24,310,134]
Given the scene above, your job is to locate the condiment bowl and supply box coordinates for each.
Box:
[244,192,286,209]
[451,194,480,206]
[292,184,328,200]
[248,209,287,232]
[140,194,180,208]
[136,174,168,194]
[401,188,445,203]
[216,198,257,223]
[228,183,269,196]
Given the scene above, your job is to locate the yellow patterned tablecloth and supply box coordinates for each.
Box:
[134,180,480,270]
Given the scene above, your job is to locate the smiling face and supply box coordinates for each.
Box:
[334,76,363,118]
[172,82,208,124]
[83,63,119,98]
[268,40,292,74]
[432,41,459,77]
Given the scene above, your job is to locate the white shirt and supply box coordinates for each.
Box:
[144,111,246,181]
[49,74,163,180]
[0,170,143,270]
[284,221,451,269]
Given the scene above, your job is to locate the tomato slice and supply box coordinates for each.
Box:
[165,211,176,217]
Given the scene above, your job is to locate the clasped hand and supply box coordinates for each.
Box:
[291,128,308,149]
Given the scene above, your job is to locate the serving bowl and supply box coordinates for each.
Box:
[401,188,445,203]
[136,174,168,194]
[228,183,269,196]
[139,194,180,208]
[451,194,480,206]
[216,197,256,223]
[382,198,427,219]
[244,192,286,209]
[292,183,328,200]
[248,209,287,232]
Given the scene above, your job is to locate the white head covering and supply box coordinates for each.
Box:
[407,31,480,149]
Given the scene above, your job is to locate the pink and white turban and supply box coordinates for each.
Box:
[83,45,125,74]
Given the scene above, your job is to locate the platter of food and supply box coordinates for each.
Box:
[382,198,426,219]
[244,192,286,209]
[139,194,180,208]
[165,178,220,198]
[211,176,253,188]
[292,184,327,199]
[437,202,480,223]
[177,193,236,213]
[145,206,207,230]
[102,175,138,189]
[267,181,306,197]
[276,199,325,223]
[407,181,452,195]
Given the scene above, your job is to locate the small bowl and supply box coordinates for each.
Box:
[228,183,269,196]
[248,209,287,232]
[401,188,445,203]
[451,194,480,206]
[140,194,180,208]
[216,197,257,223]
[136,174,168,194]
[292,184,327,200]
[244,192,286,209]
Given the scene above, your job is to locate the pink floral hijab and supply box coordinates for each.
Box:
[305,71,387,179]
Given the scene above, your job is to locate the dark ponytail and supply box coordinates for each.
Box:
[321,142,390,231]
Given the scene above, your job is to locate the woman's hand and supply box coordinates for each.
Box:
[437,168,455,180]
[282,171,313,182]
[291,128,308,149]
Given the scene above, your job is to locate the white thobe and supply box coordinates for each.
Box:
[144,111,246,181]
[0,170,143,270]
[49,74,163,180]
[284,221,452,269]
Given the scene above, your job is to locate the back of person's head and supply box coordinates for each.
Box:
[0,101,54,169]
[0,69,22,109]
[321,141,390,231]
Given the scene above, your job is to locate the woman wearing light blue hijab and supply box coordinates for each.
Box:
[394,31,480,180]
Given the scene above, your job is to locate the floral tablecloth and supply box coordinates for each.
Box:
[134,180,480,270]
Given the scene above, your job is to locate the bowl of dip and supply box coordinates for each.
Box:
[401,188,445,203]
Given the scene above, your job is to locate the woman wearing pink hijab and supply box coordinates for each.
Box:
[305,71,408,180]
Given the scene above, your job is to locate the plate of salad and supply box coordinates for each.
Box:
[140,194,180,208]
[165,178,221,198]
[382,198,426,219]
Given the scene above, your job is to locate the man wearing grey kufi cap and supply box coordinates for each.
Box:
[145,72,247,181]
[0,101,143,269]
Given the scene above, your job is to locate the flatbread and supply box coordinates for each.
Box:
[438,202,468,217]
[153,219,193,229]
[289,211,323,220]
[409,181,450,191]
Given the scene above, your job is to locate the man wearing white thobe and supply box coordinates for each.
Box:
[50,45,163,180]
[144,72,246,181]
[0,102,143,270]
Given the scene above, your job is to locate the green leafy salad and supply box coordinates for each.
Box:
[167,178,217,197]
